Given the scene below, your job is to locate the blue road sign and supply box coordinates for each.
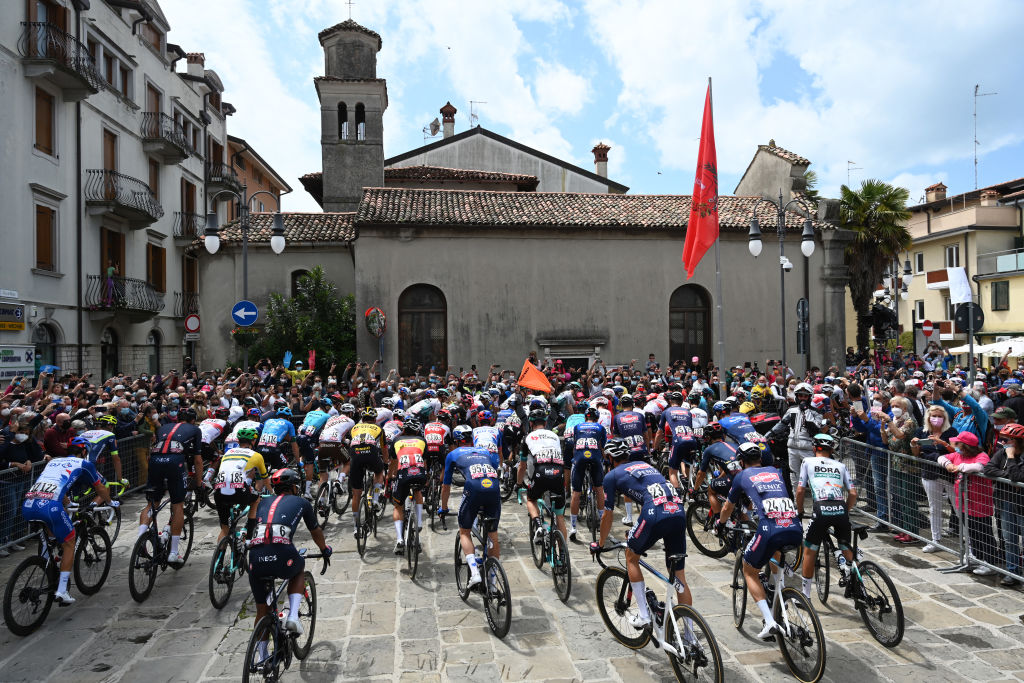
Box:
[231,300,258,327]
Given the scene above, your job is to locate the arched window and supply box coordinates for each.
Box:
[355,103,366,141]
[669,285,711,365]
[101,327,119,379]
[337,102,348,140]
[147,329,161,376]
[33,323,58,369]
[291,269,309,298]
[398,284,447,375]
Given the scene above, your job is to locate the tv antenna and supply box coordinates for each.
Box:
[847,160,862,186]
[469,100,487,128]
[974,84,997,189]
[422,117,440,142]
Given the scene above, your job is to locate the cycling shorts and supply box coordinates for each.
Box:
[390,470,427,506]
[200,441,220,463]
[21,499,75,543]
[147,453,188,504]
[317,443,349,470]
[248,544,304,604]
[297,435,318,462]
[527,473,565,513]
[258,446,291,472]
[349,450,384,489]
[709,474,732,499]
[570,452,605,492]
[743,526,803,570]
[627,503,687,573]
[803,506,852,551]
[668,439,700,471]
[457,484,501,531]
[213,487,258,528]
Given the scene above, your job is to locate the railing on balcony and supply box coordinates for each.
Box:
[18,22,104,94]
[141,112,192,158]
[977,247,1024,277]
[174,292,199,318]
[925,269,950,289]
[85,275,164,315]
[173,211,203,239]
[206,162,241,191]
[84,169,164,226]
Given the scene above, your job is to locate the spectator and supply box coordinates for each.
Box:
[1001,380,1024,419]
[0,413,47,556]
[912,404,958,553]
[42,413,76,457]
[883,395,920,544]
[931,380,991,446]
[852,391,889,530]
[983,422,1024,587]
[939,431,997,576]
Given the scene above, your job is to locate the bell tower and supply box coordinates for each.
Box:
[315,20,388,212]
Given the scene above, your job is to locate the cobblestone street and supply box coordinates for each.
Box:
[2,492,1024,682]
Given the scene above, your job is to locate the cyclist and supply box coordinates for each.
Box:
[198,407,230,489]
[518,409,568,543]
[389,418,428,555]
[248,469,332,642]
[612,395,650,527]
[255,407,299,472]
[409,390,441,422]
[349,407,387,537]
[796,433,857,599]
[212,427,268,543]
[376,397,395,426]
[568,406,607,541]
[141,407,202,566]
[381,409,405,449]
[423,410,453,472]
[74,414,126,486]
[439,430,502,589]
[472,411,503,461]
[592,438,690,630]
[717,443,803,640]
[687,390,710,426]
[296,401,331,497]
[223,408,263,451]
[658,392,700,481]
[317,405,356,488]
[22,455,116,604]
[771,382,826,489]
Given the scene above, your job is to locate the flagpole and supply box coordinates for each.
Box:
[708,77,727,400]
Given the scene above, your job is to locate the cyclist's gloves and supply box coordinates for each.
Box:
[589,542,600,554]
[322,545,333,560]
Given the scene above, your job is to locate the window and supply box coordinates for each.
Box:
[148,159,160,200]
[669,285,711,364]
[291,269,309,298]
[180,178,196,214]
[103,53,114,85]
[914,299,925,321]
[119,65,130,99]
[147,330,161,375]
[191,128,198,153]
[992,280,1010,311]
[34,87,55,155]
[182,255,198,294]
[355,103,366,140]
[100,328,118,379]
[338,102,348,139]
[103,129,117,171]
[146,84,160,114]
[100,227,125,273]
[140,23,163,53]
[146,243,166,292]
[914,252,924,274]
[33,323,58,369]
[35,204,56,271]
[398,284,447,375]
[944,296,956,320]
[945,244,960,268]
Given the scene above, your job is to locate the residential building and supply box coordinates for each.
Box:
[226,134,292,217]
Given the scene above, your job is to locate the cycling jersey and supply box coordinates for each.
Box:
[151,422,201,457]
[382,420,404,445]
[719,414,766,449]
[612,410,648,459]
[643,397,668,417]
[350,422,386,455]
[297,410,331,457]
[798,456,853,516]
[409,398,440,421]
[252,494,319,546]
[520,429,564,479]
[562,414,585,440]
[214,447,269,495]
[471,425,502,457]
[698,441,741,476]
[374,407,394,425]
[74,429,118,467]
[659,406,694,443]
[571,421,607,459]
[198,418,227,445]
[22,457,103,542]
[423,421,451,458]
[495,408,514,431]
[257,418,296,450]
[225,419,262,449]
[443,446,501,530]
[728,466,799,532]
[391,436,427,473]
[319,415,355,444]
[603,461,684,513]
[596,407,613,432]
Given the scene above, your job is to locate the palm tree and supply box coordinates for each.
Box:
[801,170,819,201]
[840,179,912,352]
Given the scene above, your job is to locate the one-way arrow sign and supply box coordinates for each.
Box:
[231,300,258,327]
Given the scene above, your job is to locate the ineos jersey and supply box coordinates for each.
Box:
[252,494,319,545]
[602,461,683,513]
[26,457,102,502]
[612,410,648,457]
[151,422,201,456]
[520,429,564,480]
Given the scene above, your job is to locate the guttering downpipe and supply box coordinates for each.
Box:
[104,0,152,34]
[75,1,84,374]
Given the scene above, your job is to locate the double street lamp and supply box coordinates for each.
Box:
[747,190,816,370]
[879,255,913,345]
[203,183,286,369]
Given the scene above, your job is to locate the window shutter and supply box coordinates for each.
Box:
[35,205,54,270]
[35,88,54,155]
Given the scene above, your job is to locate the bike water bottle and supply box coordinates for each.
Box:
[160,525,171,545]
[203,467,215,485]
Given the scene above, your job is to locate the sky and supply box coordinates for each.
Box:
[158,0,1024,213]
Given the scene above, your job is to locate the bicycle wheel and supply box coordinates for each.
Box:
[774,586,826,683]
[208,536,236,609]
[686,499,728,558]
[407,514,420,580]
[585,486,599,543]
[243,615,283,683]
[482,557,512,639]
[292,571,317,659]
[101,506,122,545]
[454,535,471,601]
[551,529,572,603]
[529,517,545,569]
[666,603,724,683]
[173,513,195,569]
[314,482,332,525]
[856,561,904,648]
[427,479,440,531]
[332,478,350,516]
[3,555,56,636]
[128,532,158,603]
[595,566,650,649]
[815,537,832,604]
[73,527,112,595]
[731,554,747,629]
[499,463,516,502]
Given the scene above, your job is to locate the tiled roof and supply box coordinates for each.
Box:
[1002,188,1024,200]
[925,182,947,191]
[318,19,382,49]
[911,176,1024,210]
[313,76,387,84]
[759,141,811,166]
[356,188,823,232]
[213,213,356,244]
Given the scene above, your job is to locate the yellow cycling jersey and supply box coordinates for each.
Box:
[350,422,386,453]
[219,447,269,481]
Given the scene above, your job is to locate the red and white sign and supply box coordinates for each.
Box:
[921,320,933,337]
[184,314,201,333]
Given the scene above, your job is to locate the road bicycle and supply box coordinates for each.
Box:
[355,469,379,557]
[403,485,424,580]
[729,521,827,683]
[241,550,328,683]
[313,465,351,525]
[70,480,126,544]
[813,522,904,647]
[524,490,572,602]
[424,458,444,530]
[686,488,731,559]
[592,543,723,682]
[209,500,253,609]
[445,509,512,638]
[576,467,602,543]
[498,459,517,502]
[128,494,195,602]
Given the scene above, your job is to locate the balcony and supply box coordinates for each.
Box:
[19,22,103,101]
[925,269,950,289]
[938,320,965,341]
[84,170,164,228]
[977,247,1024,278]
[174,292,199,318]
[141,113,191,164]
[173,211,203,241]
[85,275,164,322]
[206,162,241,194]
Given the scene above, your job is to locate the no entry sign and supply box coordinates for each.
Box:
[921,320,933,337]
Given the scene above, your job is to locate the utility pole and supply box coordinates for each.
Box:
[974,84,997,189]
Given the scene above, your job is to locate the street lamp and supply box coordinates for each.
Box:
[747,189,816,369]
[203,183,286,369]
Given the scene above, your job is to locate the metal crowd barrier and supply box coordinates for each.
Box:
[839,437,1024,584]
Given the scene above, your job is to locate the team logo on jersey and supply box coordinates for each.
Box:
[481,478,493,488]
[749,472,778,484]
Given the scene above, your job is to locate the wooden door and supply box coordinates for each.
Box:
[102,129,117,199]
[146,84,160,114]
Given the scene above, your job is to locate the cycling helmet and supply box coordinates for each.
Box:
[1000,423,1024,440]
[575,400,588,414]
[507,395,520,407]
[425,389,437,398]
[618,394,634,407]
[742,380,753,390]
[69,436,90,451]
[528,409,547,424]
[739,401,756,414]
[725,395,741,407]
[604,438,630,461]
[247,408,262,419]
[794,382,813,396]
[236,427,259,442]
[381,397,395,409]
[688,390,702,402]
[585,406,599,420]
[703,421,725,442]
[669,391,684,403]
[567,382,581,392]
[453,425,473,444]
[361,406,377,420]
[214,407,230,419]
[270,468,302,492]
[243,396,258,407]
[712,401,728,415]
[179,407,197,422]
[97,414,118,425]
[811,394,828,411]
[340,403,356,416]
[812,433,837,451]
[438,409,452,423]
[276,406,292,417]
[613,385,627,396]
[437,388,450,398]
[393,408,405,420]
[478,410,494,424]
[403,418,422,434]
[737,442,762,462]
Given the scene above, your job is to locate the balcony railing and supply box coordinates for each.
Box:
[206,162,242,192]
[173,211,203,239]
[141,112,191,162]
[925,269,950,289]
[86,275,164,320]
[977,247,1024,278]
[174,292,199,318]
[19,22,103,99]
[84,169,164,227]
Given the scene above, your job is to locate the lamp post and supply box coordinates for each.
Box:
[203,183,286,369]
[747,190,816,370]
[881,255,913,347]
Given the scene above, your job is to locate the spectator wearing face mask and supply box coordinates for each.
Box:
[883,396,920,544]
[938,431,998,576]
[983,421,1024,587]
[931,379,991,448]
[43,413,76,457]
[0,413,47,555]
[912,405,958,552]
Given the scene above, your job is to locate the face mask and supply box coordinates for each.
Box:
[13,433,29,443]
[1,408,9,418]
[121,409,131,417]
[929,416,944,427]
[872,402,883,411]
[224,389,232,396]
[891,407,903,419]
[169,411,178,419]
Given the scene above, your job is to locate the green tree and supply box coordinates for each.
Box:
[801,170,820,201]
[246,266,357,368]
[840,179,913,352]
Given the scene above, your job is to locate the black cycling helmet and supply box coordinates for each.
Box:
[604,438,630,461]
[270,468,302,493]
[179,407,197,422]
[618,394,634,408]
[585,406,599,420]
[403,418,422,434]
[528,409,547,424]
[703,421,725,442]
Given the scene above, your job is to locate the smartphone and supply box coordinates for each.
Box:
[917,438,934,448]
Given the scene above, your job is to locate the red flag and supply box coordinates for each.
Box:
[518,359,553,393]
[308,350,316,370]
[682,82,719,279]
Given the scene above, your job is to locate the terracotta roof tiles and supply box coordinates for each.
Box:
[317,19,382,49]
[213,212,356,244]
[760,142,811,166]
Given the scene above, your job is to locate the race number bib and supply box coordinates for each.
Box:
[468,463,498,479]
[26,481,58,501]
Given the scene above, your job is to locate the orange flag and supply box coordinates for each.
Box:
[518,359,553,393]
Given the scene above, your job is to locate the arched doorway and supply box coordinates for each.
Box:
[100,328,119,379]
[669,285,711,365]
[33,323,58,370]
[147,329,161,376]
[398,284,447,375]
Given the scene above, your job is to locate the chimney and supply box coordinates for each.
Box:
[186,52,205,78]
[925,181,947,203]
[440,101,457,139]
[592,142,610,178]
[980,189,999,207]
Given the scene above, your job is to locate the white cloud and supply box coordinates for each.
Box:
[591,137,627,183]
[534,60,591,116]
[888,172,948,206]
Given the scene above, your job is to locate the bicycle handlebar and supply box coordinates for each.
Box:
[590,542,627,569]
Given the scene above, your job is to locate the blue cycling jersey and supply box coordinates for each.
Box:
[257,418,296,449]
[719,414,759,445]
[495,408,514,430]
[298,410,330,439]
[659,406,695,443]
[471,425,503,456]
[728,466,800,532]
[442,447,501,487]
[75,429,118,465]
[602,461,683,513]
[562,414,585,439]
[571,421,606,458]
[25,457,103,503]
[612,410,648,456]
